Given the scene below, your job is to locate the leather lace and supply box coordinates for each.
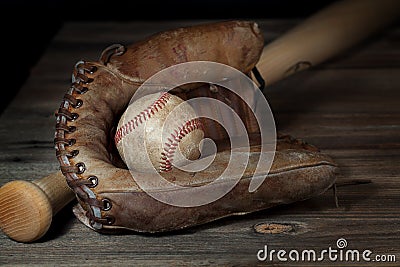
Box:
[54,47,126,228]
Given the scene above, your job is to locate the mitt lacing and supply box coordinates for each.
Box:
[100,44,126,66]
[55,60,118,228]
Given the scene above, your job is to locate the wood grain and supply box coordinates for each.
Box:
[0,19,399,266]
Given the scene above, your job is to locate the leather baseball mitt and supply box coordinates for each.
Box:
[54,20,337,233]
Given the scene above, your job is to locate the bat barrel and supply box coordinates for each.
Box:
[0,172,74,243]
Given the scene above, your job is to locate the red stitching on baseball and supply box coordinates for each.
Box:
[114,92,171,145]
[159,118,203,172]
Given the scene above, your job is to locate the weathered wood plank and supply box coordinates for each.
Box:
[0,214,399,266]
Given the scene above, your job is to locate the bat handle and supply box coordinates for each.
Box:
[0,171,75,243]
[257,0,400,86]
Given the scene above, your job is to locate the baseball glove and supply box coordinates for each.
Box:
[54,20,337,233]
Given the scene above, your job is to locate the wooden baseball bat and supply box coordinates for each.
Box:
[0,0,399,243]
[0,172,74,242]
[256,0,400,85]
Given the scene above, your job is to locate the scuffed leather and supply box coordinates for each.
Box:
[55,20,338,233]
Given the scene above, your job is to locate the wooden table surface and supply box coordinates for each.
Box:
[0,19,399,266]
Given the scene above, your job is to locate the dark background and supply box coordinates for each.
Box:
[0,0,337,115]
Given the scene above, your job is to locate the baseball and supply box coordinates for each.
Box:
[115,92,204,173]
